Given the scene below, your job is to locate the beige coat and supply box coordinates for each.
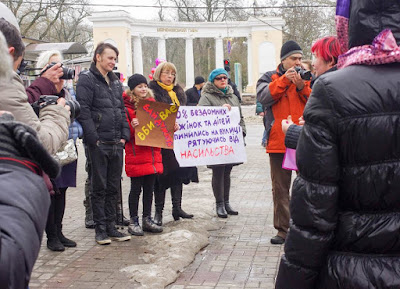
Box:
[198,81,246,135]
[0,72,70,154]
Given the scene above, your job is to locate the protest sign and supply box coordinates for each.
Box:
[135,99,178,149]
[174,106,247,167]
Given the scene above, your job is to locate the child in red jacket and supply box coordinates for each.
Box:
[124,74,163,235]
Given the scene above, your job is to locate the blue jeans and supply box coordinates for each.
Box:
[262,129,267,145]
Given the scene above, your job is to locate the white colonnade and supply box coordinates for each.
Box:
[89,11,284,91]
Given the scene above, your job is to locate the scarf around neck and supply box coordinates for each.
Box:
[157,81,180,106]
[219,86,229,94]
[335,0,400,69]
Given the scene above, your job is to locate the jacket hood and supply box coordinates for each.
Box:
[202,82,234,98]
[349,0,400,48]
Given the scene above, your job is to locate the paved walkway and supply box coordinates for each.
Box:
[29,106,286,288]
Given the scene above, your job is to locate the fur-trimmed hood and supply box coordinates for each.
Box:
[201,81,234,99]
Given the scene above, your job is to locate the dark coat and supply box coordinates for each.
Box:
[185,85,202,106]
[275,1,400,286]
[228,78,241,103]
[148,80,186,175]
[76,63,130,146]
[148,81,198,189]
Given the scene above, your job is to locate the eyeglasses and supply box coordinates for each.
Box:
[161,71,176,77]
[214,76,228,81]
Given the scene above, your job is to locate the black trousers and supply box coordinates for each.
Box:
[46,187,67,234]
[129,174,156,218]
[211,165,233,203]
[88,143,123,227]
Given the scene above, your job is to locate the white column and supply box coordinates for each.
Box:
[215,37,224,69]
[185,37,194,87]
[157,37,166,60]
[133,35,143,74]
[247,34,253,86]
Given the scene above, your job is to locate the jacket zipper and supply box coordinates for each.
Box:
[151,147,156,173]
[132,142,136,156]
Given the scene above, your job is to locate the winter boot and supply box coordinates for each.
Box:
[154,188,166,226]
[153,211,163,226]
[216,202,228,218]
[95,225,111,245]
[46,224,65,251]
[223,172,237,215]
[57,225,77,247]
[84,199,95,229]
[106,223,131,242]
[224,202,238,215]
[171,185,193,221]
[116,202,130,226]
[142,216,163,233]
[128,217,144,236]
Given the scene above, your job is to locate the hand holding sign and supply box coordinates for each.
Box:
[174,106,247,167]
[135,99,178,149]
[131,118,139,128]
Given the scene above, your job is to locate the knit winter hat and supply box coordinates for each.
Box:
[208,68,228,82]
[280,40,303,61]
[128,74,148,90]
[195,76,205,85]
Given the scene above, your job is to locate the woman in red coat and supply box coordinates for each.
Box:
[124,74,163,235]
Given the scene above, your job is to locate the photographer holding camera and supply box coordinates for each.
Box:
[0,17,70,155]
[0,25,59,288]
[256,40,311,245]
[28,50,82,252]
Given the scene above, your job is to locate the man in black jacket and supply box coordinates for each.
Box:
[77,42,131,245]
[185,76,205,106]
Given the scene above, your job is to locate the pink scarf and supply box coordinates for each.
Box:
[338,29,400,69]
[335,0,400,69]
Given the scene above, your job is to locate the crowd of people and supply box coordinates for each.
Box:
[1,0,400,288]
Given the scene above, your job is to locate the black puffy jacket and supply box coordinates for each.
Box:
[76,63,130,146]
[275,1,400,288]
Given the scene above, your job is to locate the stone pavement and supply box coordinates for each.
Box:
[29,105,288,289]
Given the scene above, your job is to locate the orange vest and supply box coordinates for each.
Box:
[267,72,311,153]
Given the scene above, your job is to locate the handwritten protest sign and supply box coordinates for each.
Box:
[174,106,247,167]
[135,99,177,149]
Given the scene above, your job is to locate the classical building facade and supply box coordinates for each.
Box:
[89,10,284,92]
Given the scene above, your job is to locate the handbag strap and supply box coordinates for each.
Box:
[125,108,132,123]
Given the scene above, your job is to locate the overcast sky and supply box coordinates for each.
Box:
[88,0,256,21]
[89,0,177,21]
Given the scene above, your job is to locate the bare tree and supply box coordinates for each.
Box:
[2,0,92,43]
[255,0,336,58]
[166,0,247,22]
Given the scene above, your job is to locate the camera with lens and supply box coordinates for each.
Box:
[31,95,80,120]
[40,62,75,80]
[294,66,312,81]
